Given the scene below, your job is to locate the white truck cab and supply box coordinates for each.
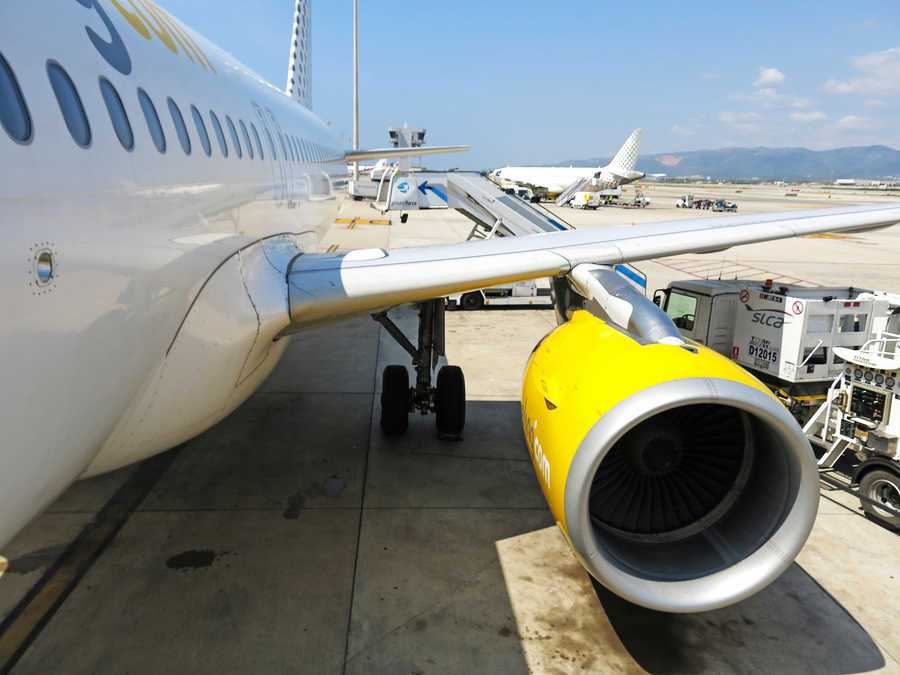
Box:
[653,279,739,355]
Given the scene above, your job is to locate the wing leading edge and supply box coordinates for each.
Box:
[285,204,900,329]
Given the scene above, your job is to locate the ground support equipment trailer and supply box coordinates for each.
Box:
[653,279,900,422]
[803,337,900,527]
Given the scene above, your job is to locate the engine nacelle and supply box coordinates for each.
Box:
[522,310,818,613]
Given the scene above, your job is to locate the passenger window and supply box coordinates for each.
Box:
[167,98,191,155]
[264,127,277,159]
[239,120,253,159]
[250,123,264,160]
[209,110,228,157]
[191,105,211,156]
[225,115,242,158]
[0,51,32,143]
[137,88,165,153]
[48,61,91,148]
[665,291,698,331]
[99,77,133,150]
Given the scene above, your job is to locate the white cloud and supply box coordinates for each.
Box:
[671,124,695,136]
[734,89,810,108]
[824,47,900,94]
[864,99,886,108]
[790,111,827,122]
[836,115,874,130]
[755,67,785,87]
[719,111,761,124]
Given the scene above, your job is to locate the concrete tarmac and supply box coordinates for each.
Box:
[2,187,899,674]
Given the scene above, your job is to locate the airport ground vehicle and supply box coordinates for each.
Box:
[655,280,900,525]
[566,188,621,208]
[501,185,536,201]
[447,279,552,309]
[569,191,602,209]
[653,280,900,416]
[713,199,738,212]
[626,191,650,208]
[677,195,712,209]
[804,337,900,528]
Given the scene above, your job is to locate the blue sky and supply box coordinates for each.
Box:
[163,1,900,169]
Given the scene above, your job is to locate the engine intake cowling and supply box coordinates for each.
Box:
[521,310,818,613]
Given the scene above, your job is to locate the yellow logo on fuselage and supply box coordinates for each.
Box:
[109,0,215,73]
[523,414,551,490]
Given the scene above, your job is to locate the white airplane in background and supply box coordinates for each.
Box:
[490,128,646,200]
[3,0,900,615]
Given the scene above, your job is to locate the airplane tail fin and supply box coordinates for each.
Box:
[605,128,642,173]
[286,0,312,109]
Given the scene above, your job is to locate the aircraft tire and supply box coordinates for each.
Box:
[381,365,410,435]
[435,366,466,440]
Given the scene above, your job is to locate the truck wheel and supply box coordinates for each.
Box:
[461,292,484,310]
[860,469,900,528]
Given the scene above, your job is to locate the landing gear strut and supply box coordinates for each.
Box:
[374,299,466,439]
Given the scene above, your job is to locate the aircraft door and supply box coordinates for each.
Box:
[254,105,289,205]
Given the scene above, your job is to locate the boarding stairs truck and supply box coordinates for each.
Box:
[803,333,900,527]
[653,279,900,422]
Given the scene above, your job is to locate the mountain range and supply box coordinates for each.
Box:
[558,145,900,181]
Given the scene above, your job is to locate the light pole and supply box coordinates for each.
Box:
[352,0,359,182]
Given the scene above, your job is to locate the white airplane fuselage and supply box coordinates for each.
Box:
[1,1,346,547]
[492,166,634,195]
[494,167,593,194]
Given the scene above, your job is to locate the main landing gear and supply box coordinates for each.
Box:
[373,299,466,440]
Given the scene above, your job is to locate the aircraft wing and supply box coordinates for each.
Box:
[285,203,900,328]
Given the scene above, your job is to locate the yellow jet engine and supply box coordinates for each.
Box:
[523,265,818,612]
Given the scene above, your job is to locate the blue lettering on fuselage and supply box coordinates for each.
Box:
[73,0,132,76]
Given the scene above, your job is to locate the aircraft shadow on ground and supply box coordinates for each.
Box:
[593,563,885,675]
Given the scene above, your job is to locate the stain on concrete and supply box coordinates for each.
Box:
[165,549,218,571]
[283,490,306,519]
[7,545,67,574]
